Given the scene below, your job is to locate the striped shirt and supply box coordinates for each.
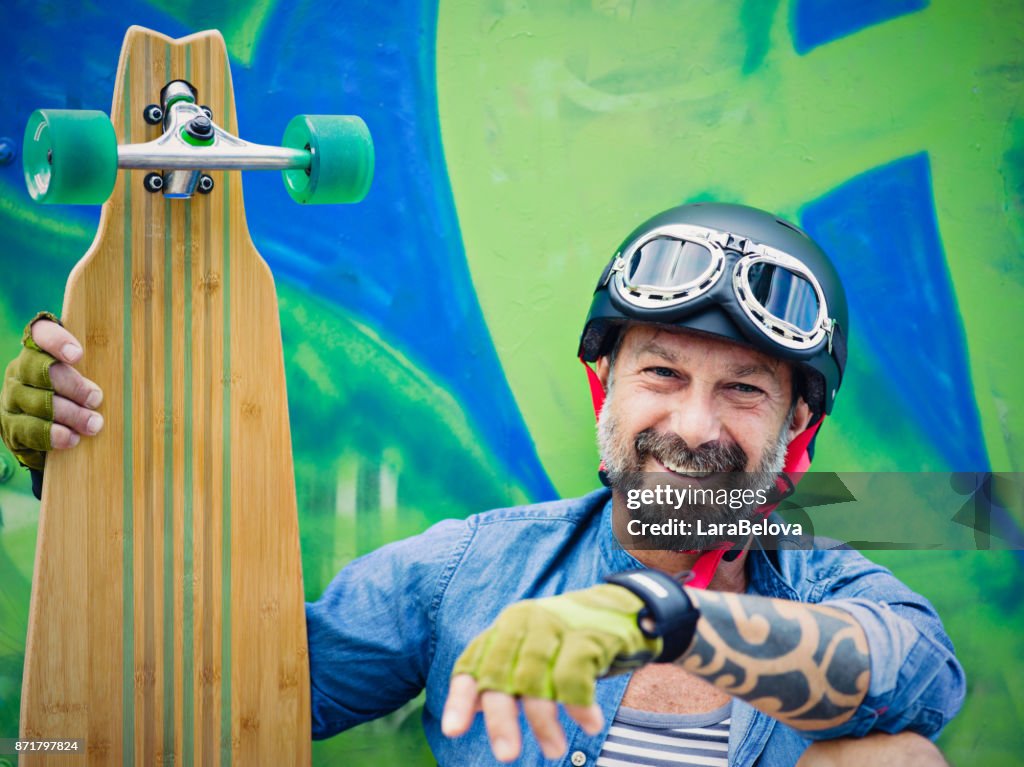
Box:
[595,704,731,766]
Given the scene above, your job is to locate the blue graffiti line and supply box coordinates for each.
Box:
[791,0,928,55]
[801,152,989,472]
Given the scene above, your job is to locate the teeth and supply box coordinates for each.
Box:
[661,460,711,477]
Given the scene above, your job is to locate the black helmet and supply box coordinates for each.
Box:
[579,202,848,421]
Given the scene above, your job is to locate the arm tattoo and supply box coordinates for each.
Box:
[679,590,870,730]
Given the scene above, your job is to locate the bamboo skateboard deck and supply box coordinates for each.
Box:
[20,27,320,766]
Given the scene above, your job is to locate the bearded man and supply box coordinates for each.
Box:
[2,204,963,766]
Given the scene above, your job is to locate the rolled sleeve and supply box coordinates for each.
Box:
[802,595,965,740]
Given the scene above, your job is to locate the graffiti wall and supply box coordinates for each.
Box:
[1,0,1021,764]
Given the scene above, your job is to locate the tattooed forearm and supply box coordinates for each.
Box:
[678,590,870,730]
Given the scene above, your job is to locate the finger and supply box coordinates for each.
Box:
[474,611,527,693]
[509,613,559,698]
[565,703,605,736]
[49,363,103,409]
[551,633,604,707]
[53,394,104,436]
[31,320,83,364]
[12,347,58,390]
[522,697,567,760]
[442,674,481,737]
[2,379,53,420]
[481,690,521,763]
[50,422,81,450]
[2,413,53,451]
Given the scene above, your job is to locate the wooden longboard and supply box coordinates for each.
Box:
[20,27,310,766]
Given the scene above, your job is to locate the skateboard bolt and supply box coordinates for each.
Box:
[186,115,215,141]
[0,137,15,165]
[198,174,215,194]
[201,105,214,120]
[143,104,164,125]
[143,172,164,193]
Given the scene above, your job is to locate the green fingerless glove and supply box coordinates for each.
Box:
[0,312,62,470]
[451,583,662,707]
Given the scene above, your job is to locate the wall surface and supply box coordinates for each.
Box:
[1,1,1021,764]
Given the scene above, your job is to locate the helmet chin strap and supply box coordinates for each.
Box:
[581,358,823,589]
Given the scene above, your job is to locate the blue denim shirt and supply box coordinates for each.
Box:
[306,489,965,766]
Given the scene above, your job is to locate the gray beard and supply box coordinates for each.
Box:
[598,385,791,551]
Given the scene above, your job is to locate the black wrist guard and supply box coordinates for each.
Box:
[604,569,700,663]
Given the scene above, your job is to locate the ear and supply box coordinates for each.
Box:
[787,397,814,442]
[595,356,611,390]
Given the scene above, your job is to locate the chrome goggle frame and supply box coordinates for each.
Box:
[605,223,836,354]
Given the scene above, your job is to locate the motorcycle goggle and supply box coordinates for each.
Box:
[605,223,836,353]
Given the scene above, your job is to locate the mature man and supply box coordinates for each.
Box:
[2,203,963,765]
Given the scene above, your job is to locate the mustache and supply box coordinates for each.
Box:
[634,428,748,473]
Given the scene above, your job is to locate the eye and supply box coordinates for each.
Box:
[646,366,677,378]
[729,382,764,394]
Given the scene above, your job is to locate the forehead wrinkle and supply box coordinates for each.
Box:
[729,362,781,380]
[620,325,790,388]
[631,338,680,363]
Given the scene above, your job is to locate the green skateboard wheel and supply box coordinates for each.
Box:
[281,115,374,204]
[23,109,118,204]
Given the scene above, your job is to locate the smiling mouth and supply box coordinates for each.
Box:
[652,457,714,479]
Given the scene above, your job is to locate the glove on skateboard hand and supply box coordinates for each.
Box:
[1,311,65,470]
[451,583,661,707]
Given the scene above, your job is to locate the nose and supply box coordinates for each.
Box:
[666,388,722,448]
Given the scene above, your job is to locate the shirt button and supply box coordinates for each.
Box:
[570,751,587,766]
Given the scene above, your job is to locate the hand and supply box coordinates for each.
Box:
[0,312,104,470]
[441,584,660,762]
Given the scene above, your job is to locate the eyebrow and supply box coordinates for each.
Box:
[632,338,783,382]
[633,340,680,363]
[728,363,780,380]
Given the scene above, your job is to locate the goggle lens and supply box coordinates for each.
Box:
[745,262,821,333]
[625,237,715,293]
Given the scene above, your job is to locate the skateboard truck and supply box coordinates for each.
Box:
[23,82,374,205]
[128,79,313,199]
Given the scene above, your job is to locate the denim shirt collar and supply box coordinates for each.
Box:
[597,490,647,574]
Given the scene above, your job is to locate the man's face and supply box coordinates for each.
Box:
[596,324,811,549]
